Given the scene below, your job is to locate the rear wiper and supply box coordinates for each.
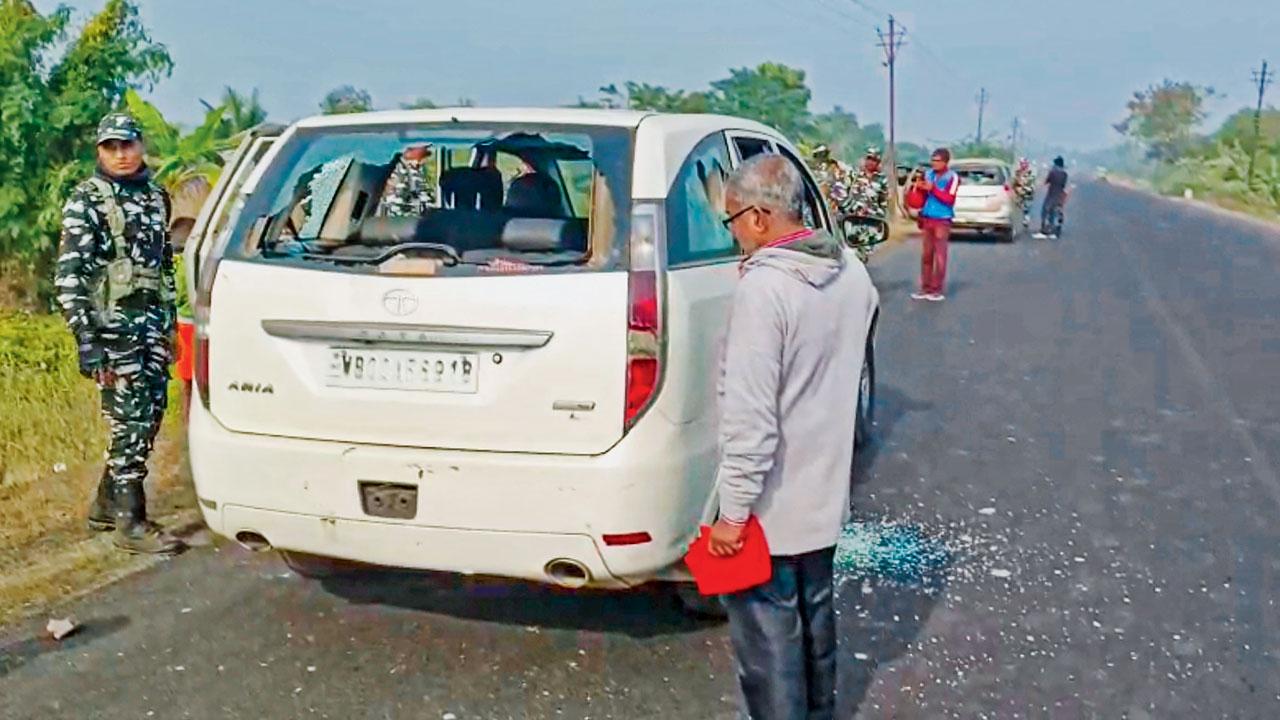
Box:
[304,242,462,266]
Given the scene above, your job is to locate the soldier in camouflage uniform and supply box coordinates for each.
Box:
[1013,157,1036,230]
[380,144,436,217]
[844,146,889,263]
[55,113,184,555]
[810,145,854,221]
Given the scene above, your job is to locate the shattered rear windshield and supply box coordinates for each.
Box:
[226,123,633,275]
[955,165,1008,187]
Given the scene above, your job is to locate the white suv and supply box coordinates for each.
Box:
[185,108,879,598]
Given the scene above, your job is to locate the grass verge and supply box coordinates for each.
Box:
[0,312,198,626]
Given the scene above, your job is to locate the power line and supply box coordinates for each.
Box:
[813,0,874,27]
[847,0,888,18]
[1249,60,1273,184]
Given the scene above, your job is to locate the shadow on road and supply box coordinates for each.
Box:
[0,614,131,679]
[875,278,915,297]
[836,577,945,716]
[856,384,934,479]
[842,380,946,711]
[315,570,718,639]
[950,230,1009,244]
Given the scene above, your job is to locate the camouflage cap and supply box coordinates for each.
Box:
[96,113,142,144]
[811,144,833,160]
[863,145,883,160]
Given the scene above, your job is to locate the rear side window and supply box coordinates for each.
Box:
[732,136,773,160]
[228,123,633,276]
[777,145,828,231]
[666,133,736,267]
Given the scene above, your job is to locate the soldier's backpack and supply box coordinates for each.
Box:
[84,177,170,322]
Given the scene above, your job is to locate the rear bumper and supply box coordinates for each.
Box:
[952,208,1013,229]
[188,401,712,589]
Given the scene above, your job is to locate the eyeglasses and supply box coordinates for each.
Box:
[721,205,770,229]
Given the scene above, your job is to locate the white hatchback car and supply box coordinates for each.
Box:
[951,158,1021,241]
[184,108,879,603]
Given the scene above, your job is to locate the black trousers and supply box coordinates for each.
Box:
[722,546,837,720]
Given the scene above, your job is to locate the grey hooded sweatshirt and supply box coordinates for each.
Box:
[715,229,879,556]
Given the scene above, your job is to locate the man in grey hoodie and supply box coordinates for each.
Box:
[710,154,879,720]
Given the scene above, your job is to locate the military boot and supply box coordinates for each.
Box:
[112,485,185,556]
[86,470,116,532]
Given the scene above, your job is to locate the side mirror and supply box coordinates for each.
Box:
[839,214,889,247]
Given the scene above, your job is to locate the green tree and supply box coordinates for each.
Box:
[708,62,813,138]
[625,82,711,113]
[319,85,372,114]
[0,0,171,301]
[893,143,931,167]
[1213,108,1280,146]
[201,86,266,140]
[1114,80,1216,162]
[400,97,437,110]
[949,140,1014,162]
[124,89,229,194]
[801,106,885,164]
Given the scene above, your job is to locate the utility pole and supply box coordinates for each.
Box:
[877,16,907,217]
[976,88,989,145]
[1249,60,1272,184]
[1010,116,1022,159]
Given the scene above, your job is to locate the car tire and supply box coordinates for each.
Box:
[281,551,358,579]
[855,337,876,449]
[998,227,1016,243]
[674,583,728,619]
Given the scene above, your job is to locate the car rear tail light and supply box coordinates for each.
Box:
[192,256,220,410]
[194,327,210,408]
[625,204,665,430]
[603,531,653,546]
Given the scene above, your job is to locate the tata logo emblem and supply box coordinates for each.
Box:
[382,289,419,316]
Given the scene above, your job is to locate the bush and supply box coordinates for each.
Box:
[1153,141,1280,218]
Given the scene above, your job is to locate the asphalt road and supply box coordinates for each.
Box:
[4,183,1280,719]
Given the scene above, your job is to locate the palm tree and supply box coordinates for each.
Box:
[202,86,267,140]
[125,89,233,218]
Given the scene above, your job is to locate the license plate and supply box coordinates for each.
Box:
[325,348,478,393]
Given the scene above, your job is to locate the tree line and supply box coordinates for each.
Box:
[1107,80,1279,215]
[0,0,972,307]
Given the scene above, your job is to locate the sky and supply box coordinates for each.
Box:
[37,0,1280,152]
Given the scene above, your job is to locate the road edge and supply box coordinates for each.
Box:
[1104,177,1280,236]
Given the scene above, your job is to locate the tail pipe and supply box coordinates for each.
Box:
[234,531,272,552]
[544,559,592,589]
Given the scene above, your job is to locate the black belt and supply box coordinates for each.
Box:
[116,290,162,310]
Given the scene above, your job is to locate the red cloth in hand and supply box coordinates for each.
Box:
[683,516,772,596]
[905,186,927,210]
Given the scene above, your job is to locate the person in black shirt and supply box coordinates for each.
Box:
[1039,156,1069,238]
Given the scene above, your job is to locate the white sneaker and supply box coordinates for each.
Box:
[927,294,946,302]
[1032,232,1048,240]
[910,292,930,301]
